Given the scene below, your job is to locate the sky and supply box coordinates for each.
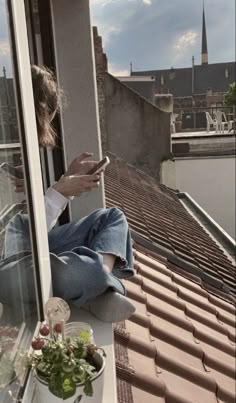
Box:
[0,0,234,79]
[90,0,235,76]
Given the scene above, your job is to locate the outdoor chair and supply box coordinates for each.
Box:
[205,112,217,132]
[213,110,231,134]
[170,113,179,134]
[222,112,234,132]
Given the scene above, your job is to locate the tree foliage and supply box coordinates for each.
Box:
[224,82,236,106]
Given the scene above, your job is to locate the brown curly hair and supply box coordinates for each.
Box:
[31,65,61,147]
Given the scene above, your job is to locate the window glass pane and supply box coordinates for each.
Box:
[0,1,38,401]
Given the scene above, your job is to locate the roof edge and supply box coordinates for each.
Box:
[178,192,235,262]
[131,61,236,74]
[106,72,168,114]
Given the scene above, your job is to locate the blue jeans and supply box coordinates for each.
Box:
[1,208,134,308]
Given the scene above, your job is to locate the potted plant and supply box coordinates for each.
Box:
[29,322,106,402]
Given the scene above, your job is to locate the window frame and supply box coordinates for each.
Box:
[8,0,52,315]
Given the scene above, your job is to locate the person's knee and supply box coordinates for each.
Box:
[109,207,126,220]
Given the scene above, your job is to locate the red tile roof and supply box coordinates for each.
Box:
[114,247,236,403]
[104,152,236,300]
[104,152,235,403]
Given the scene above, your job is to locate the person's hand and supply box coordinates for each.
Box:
[52,173,100,198]
[65,152,101,176]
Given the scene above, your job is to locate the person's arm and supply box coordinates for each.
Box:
[45,173,101,231]
[45,187,69,231]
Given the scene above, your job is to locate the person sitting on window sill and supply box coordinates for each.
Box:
[0,65,135,323]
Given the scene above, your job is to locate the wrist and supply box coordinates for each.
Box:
[52,176,67,198]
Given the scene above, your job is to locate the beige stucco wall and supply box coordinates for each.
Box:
[104,74,171,180]
[174,156,235,239]
[51,0,104,220]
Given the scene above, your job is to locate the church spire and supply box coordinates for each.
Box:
[201,2,208,64]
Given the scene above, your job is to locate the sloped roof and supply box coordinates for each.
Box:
[114,246,236,403]
[104,152,236,300]
[104,153,236,402]
[132,62,236,96]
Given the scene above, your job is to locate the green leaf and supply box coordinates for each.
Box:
[83,379,93,397]
[62,378,76,399]
[79,331,90,344]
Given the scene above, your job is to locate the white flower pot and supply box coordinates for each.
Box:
[36,352,105,403]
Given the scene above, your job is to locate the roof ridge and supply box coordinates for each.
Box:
[131,61,235,74]
[106,151,178,195]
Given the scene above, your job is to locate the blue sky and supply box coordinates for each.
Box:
[90,0,235,75]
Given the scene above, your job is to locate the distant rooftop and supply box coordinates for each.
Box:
[132,61,236,96]
[117,76,155,82]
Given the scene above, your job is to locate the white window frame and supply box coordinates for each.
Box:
[10,0,52,309]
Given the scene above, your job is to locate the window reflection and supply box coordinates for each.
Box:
[0,0,38,401]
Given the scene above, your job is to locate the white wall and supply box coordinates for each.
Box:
[50,0,104,219]
[174,156,235,239]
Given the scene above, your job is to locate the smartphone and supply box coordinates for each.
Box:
[0,162,23,179]
[88,156,110,175]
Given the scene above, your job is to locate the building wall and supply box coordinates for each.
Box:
[93,27,171,180]
[51,1,105,220]
[174,156,235,239]
[104,73,171,179]
[118,78,155,104]
[93,27,107,150]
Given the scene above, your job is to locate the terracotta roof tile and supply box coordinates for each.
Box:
[114,248,236,403]
[105,152,236,297]
[104,153,235,401]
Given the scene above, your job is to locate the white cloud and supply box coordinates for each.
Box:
[108,63,130,76]
[174,31,198,51]
[91,0,235,71]
[0,40,10,56]
[172,31,199,65]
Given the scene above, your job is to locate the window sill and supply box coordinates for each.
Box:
[26,306,117,403]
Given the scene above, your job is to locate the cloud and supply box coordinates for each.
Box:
[0,40,10,56]
[91,0,235,71]
[108,63,130,76]
[174,31,198,50]
[172,31,199,65]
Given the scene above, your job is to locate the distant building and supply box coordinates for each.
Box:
[93,27,171,180]
[0,68,18,144]
[131,5,235,114]
[116,75,156,104]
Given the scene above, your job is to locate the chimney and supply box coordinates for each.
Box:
[192,56,195,94]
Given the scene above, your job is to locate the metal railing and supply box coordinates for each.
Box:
[173,106,236,132]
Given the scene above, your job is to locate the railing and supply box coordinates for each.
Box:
[0,143,21,165]
[173,106,236,132]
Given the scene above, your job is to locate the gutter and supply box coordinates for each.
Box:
[178,192,235,263]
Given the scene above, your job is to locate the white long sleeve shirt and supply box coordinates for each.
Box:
[45,187,69,231]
